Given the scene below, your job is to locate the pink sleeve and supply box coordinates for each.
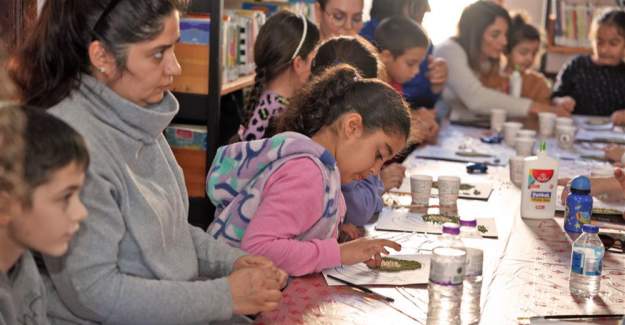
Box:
[240,157,342,276]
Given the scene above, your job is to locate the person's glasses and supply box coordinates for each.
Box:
[324,10,363,29]
[599,233,625,254]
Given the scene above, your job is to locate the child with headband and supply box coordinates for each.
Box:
[237,11,320,141]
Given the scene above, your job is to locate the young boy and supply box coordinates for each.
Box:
[0,106,89,325]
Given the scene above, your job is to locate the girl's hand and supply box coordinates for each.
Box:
[611,109,625,126]
[552,96,576,112]
[228,267,285,315]
[339,238,401,266]
[428,56,448,94]
[380,163,406,192]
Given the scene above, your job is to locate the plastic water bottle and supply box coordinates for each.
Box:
[509,65,522,97]
[564,176,593,238]
[569,224,605,298]
[427,223,467,325]
[459,217,483,325]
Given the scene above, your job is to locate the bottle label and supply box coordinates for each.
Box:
[571,247,604,276]
[430,248,466,285]
[529,169,555,185]
[565,197,592,233]
[465,248,483,276]
[530,191,552,203]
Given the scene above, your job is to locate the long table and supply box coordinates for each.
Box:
[257,124,625,325]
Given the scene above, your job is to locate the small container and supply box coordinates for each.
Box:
[564,176,593,234]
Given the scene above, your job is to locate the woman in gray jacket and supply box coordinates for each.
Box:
[10,1,287,324]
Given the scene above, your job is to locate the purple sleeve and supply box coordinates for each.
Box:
[240,158,341,276]
[341,175,384,226]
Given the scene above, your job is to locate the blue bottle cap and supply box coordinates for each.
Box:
[570,175,591,191]
[582,224,599,233]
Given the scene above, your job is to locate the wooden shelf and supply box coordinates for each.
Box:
[546,45,592,55]
[221,74,256,95]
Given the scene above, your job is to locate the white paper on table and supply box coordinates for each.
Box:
[374,207,499,238]
[323,254,431,286]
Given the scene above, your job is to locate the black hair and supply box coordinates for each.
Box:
[10,0,188,109]
[0,106,25,198]
[374,16,430,57]
[370,0,428,21]
[22,107,89,204]
[317,0,328,10]
[456,0,511,71]
[311,36,379,78]
[506,13,541,54]
[278,64,411,139]
[242,10,320,130]
[592,9,625,39]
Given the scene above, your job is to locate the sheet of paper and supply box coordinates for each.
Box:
[375,207,498,238]
[323,254,431,286]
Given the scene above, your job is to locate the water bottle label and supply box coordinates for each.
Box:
[465,248,483,276]
[430,259,465,285]
[571,248,604,276]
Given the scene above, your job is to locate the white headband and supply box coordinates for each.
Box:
[290,14,308,61]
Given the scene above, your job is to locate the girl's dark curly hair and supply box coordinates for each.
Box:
[278,64,411,139]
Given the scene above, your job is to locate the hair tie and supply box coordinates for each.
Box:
[290,14,308,61]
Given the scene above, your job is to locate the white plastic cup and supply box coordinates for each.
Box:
[503,121,523,146]
[438,176,461,207]
[517,129,537,139]
[556,125,576,150]
[490,108,507,132]
[538,112,557,137]
[410,175,433,207]
[515,137,535,157]
[509,156,525,187]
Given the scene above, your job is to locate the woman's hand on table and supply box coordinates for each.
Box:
[339,238,401,266]
[228,266,286,315]
[530,101,572,117]
[233,256,288,289]
[428,56,448,94]
[380,163,406,192]
[552,96,576,112]
[611,109,625,126]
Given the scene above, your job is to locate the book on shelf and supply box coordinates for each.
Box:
[551,0,616,49]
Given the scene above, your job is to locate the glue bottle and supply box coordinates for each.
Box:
[521,142,559,219]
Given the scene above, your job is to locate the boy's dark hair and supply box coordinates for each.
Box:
[278,64,411,139]
[22,107,89,205]
[592,9,625,39]
[312,36,379,78]
[456,0,511,71]
[374,16,430,57]
[10,0,189,109]
[370,0,428,21]
[242,10,320,131]
[506,13,541,54]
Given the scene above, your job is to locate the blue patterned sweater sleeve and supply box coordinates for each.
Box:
[341,175,384,226]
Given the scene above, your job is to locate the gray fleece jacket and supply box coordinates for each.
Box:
[0,252,49,325]
[43,75,246,325]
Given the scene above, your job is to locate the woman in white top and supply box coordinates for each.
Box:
[434,0,574,122]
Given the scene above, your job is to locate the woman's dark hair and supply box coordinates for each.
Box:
[22,106,90,205]
[456,0,511,71]
[370,0,428,21]
[591,9,625,40]
[374,16,430,57]
[0,105,25,198]
[311,36,379,78]
[242,10,320,127]
[10,0,188,109]
[278,64,410,139]
[506,13,541,54]
[317,0,329,10]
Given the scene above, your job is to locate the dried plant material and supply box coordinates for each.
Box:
[368,257,422,272]
[422,214,459,224]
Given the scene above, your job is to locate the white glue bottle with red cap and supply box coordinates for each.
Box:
[521,142,559,219]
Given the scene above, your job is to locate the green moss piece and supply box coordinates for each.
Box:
[368,257,422,272]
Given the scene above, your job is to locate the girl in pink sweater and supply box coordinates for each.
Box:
[207,65,411,276]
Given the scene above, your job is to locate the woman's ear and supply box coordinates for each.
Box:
[88,41,116,79]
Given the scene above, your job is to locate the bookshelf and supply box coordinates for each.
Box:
[221,74,256,95]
